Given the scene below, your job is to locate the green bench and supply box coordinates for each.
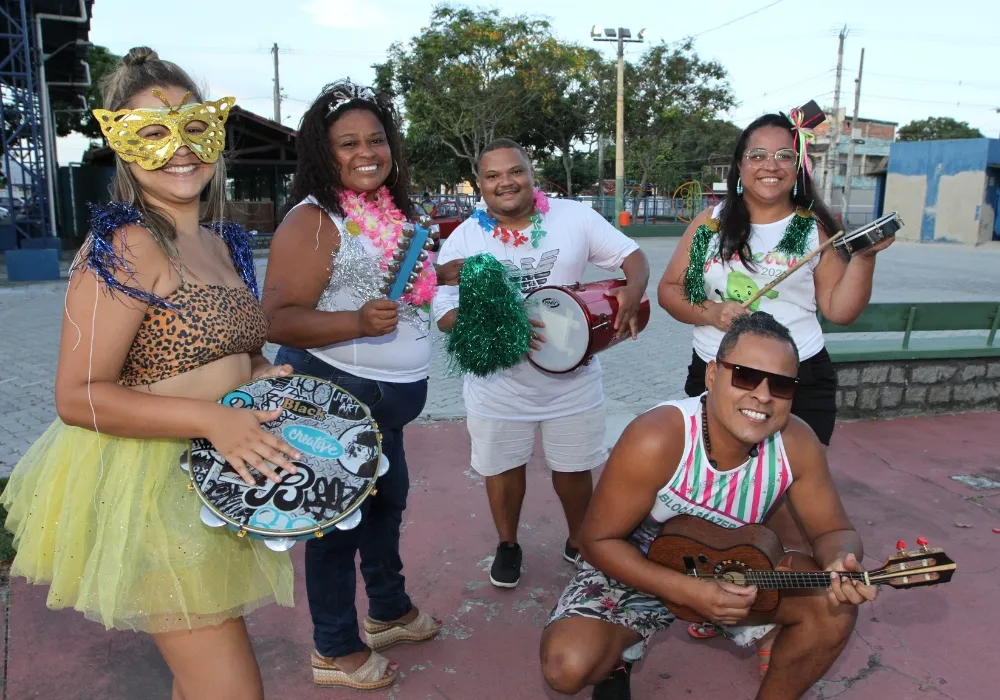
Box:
[820,302,1000,362]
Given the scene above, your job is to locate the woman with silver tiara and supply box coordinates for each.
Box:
[262,78,459,691]
[1,47,297,699]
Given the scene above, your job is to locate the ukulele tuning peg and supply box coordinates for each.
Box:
[917,537,929,550]
[896,540,906,553]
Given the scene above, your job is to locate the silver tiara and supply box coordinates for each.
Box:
[325,78,379,119]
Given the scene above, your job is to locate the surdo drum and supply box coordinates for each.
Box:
[833,211,903,256]
[524,279,651,374]
[180,374,387,552]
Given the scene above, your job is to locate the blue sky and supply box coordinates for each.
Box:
[56,0,1000,163]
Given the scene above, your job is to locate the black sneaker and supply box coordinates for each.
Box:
[593,661,632,700]
[563,539,580,565]
[489,541,522,588]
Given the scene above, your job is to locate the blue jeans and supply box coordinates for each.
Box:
[274,346,428,658]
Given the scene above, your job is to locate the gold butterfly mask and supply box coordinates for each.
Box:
[92,89,236,171]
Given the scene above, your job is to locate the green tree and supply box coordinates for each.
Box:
[403,124,467,192]
[51,45,121,139]
[538,150,599,195]
[897,116,983,141]
[519,44,612,195]
[622,40,734,214]
[375,6,554,191]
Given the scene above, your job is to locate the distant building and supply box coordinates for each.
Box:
[810,108,897,226]
[883,138,1000,246]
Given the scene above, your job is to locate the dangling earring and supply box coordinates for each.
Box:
[736,177,743,195]
[793,181,798,196]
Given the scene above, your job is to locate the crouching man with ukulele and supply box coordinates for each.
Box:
[540,311,876,700]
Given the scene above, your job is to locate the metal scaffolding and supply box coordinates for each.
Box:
[0,0,50,243]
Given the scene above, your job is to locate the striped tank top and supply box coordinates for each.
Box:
[629,394,793,552]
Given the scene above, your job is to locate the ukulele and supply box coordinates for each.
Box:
[380,214,438,300]
[646,515,956,625]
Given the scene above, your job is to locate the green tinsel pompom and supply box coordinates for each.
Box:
[775,210,813,258]
[683,223,714,304]
[445,252,533,377]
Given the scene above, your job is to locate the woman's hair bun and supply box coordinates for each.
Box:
[122,47,159,67]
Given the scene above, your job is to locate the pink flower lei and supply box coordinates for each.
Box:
[338,186,438,306]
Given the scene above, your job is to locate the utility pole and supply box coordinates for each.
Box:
[597,133,605,217]
[842,47,865,226]
[823,26,847,205]
[271,43,281,123]
[615,33,625,225]
[591,26,646,228]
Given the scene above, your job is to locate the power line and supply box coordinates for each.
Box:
[864,72,1000,91]
[862,94,998,110]
[686,0,786,39]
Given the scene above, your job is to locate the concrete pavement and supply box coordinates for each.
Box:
[4,412,996,699]
[3,237,1000,477]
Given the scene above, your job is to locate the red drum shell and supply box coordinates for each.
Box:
[525,279,650,374]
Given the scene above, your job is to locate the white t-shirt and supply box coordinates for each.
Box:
[432,197,640,421]
[291,197,432,383]
[692,202,825,363]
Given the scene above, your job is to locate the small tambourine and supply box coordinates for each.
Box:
[180,374,388,552]
[380,215,438,299]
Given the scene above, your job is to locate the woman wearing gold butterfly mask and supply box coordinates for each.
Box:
[1,47,297,700]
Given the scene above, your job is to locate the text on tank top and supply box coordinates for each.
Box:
[651,396,793,528]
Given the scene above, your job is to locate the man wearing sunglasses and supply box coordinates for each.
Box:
[540,312,875,700]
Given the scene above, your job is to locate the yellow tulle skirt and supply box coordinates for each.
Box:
[1,419,295,633]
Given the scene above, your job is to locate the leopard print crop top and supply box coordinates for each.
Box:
[118,281,268,387]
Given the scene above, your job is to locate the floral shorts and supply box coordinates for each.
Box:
[546,561,774,662]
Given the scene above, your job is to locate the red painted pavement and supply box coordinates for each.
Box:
[6,413,998,699]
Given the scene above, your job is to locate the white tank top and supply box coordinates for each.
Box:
[692,202,825,362]
[627,395,793,553]
[290,196,432,383]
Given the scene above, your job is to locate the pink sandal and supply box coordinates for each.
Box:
[687,622,720,639]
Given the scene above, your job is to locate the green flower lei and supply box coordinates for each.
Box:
[683,207,815,304]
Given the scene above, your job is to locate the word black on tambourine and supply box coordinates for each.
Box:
[381,215,438,299]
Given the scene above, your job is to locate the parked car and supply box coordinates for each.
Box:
[429,200,471,239]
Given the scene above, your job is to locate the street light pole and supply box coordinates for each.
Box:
[591,25,646,229]
[615,32,625,226]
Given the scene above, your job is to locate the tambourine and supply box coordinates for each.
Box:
[180,374,387,552]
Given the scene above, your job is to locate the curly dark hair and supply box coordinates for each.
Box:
[717,310,799,365]
[290,79,415,219]
[718,113,840,268]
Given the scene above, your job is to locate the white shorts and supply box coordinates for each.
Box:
[466,405,608,477]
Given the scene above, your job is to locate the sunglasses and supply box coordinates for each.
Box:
[718,360,798,400]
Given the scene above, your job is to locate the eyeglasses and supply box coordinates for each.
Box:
[718,360,798,400]
[743,148,796,167]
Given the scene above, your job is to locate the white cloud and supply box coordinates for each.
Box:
[302,0,387,29]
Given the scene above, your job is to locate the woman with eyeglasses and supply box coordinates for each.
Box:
[656,107,892,667]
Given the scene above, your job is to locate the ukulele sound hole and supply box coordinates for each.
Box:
[714,559,750,586]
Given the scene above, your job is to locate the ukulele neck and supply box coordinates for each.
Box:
[704,570,869,589]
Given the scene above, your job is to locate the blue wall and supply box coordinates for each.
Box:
[888,138,994,242]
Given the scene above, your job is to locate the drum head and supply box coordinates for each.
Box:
[187,374,380,538]
[525,288,589,372]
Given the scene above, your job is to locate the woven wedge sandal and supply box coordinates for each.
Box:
[363,610,442,651]
[311,649,397,690]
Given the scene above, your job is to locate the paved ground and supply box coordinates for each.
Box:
[5,411,997,699]
[3,238,1000,476]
